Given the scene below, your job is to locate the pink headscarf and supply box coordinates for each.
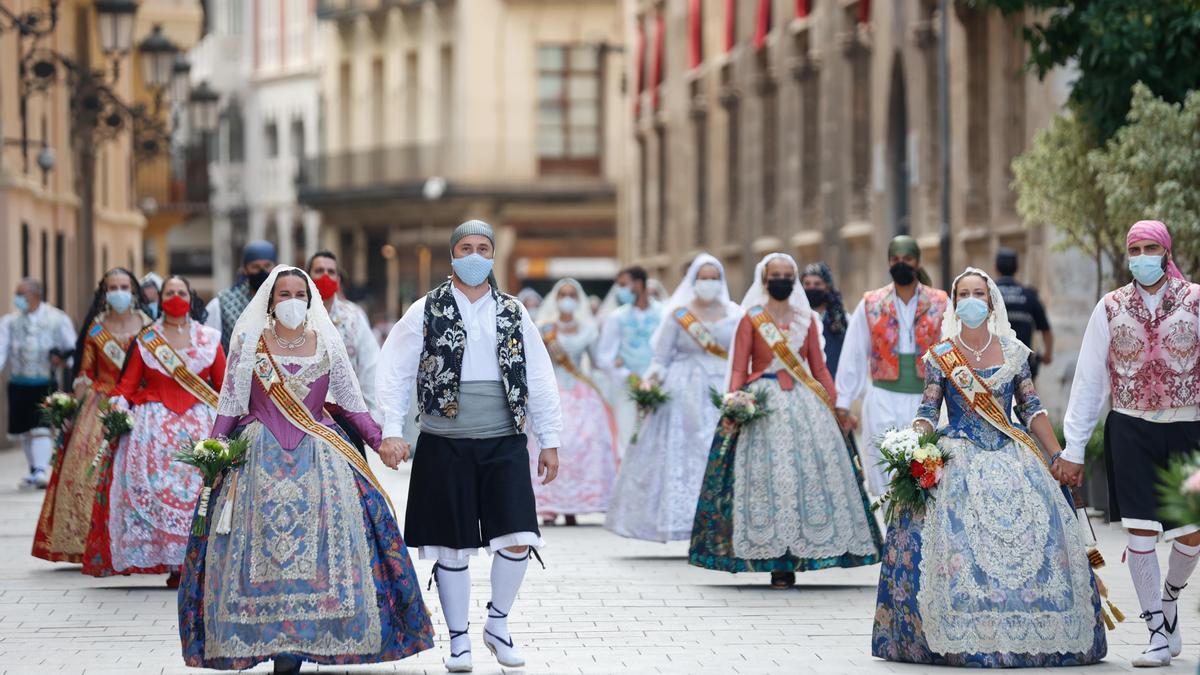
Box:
[1127,220,1187,281]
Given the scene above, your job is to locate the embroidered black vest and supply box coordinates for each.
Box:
[417,280,530,430]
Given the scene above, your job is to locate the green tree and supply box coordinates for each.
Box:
[1012,83,1200,294]
[968,0,1200,141]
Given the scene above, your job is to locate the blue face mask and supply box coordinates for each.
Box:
[615,286,635,305]
[145,302,159,319]
[450,253,494,287]
[13,295,28,313]
[106,290,133,313]
[955,297,990,329]
[1129,254,1166,287]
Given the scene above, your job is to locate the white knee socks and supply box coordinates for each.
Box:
[486,548,530,639]
[432,559,472,659]
[1163,541,1200,635]
[29,431,52,472]
[21,435,36,474]
[1128,533,1169,655]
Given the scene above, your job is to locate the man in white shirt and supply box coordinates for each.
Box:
[1060,220,1200,667]
[376,220,561,672]
[595,266,663,451]
[834,236,949,496]
[307,250,380,454]
[1,277,76,488]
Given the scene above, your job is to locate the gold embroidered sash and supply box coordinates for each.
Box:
[90,321,127,371]
[138,328,220,409]
[541,324,607,397]
[252,337,393,511]
[747,305,834,411]
[673,307,729,359]
[929,339,1050,470]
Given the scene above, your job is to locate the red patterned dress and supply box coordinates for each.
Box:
[82,321,225,576]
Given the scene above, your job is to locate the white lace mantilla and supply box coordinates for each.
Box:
[218,266,368,418]
[917,436,1097,655]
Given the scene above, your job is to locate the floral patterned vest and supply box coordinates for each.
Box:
[417,280,530,430]
[1104,278,1200,411]
[863,284,948,381]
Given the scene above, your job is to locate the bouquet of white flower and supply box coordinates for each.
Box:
[874,427,948,525]
[174,437,249,536]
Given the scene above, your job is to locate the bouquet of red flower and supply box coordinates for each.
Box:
[874,427,948,525]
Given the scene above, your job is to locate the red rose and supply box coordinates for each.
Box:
[919,472,937,489]
[910,460,926,479]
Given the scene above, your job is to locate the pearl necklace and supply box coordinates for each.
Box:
[271,322,307,350]
[958,331,993,363]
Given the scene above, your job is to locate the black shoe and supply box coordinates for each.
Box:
[273,655,301,675]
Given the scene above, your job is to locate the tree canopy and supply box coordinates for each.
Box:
[968,0,1200,141]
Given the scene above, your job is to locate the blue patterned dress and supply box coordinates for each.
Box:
[178,351,433,670]
[872,337,1106,666]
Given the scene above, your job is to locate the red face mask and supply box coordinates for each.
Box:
[313,273,339,300]
[162,295,191,318]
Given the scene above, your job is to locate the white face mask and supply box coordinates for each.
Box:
[557,296,579,315]
[274,298,308,330]
[693,279,723,302]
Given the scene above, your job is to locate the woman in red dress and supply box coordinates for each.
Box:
[82,276,225,585]
[32,268,150,563]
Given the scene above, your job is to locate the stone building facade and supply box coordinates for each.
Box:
[620,0,1093,408]
[299,0,625,321]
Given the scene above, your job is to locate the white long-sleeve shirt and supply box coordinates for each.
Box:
[835,293,920,409]
[376,286,562,448]
[1061,283,1200,464]
[0,303,77,380]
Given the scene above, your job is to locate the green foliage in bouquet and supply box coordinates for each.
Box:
[174,437,250,536]
[1157,452,1200,530]
[874,428,949,526]
[40,392,79,430]
[708,387,772,425]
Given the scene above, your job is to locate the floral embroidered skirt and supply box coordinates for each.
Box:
[528,377,619,516]
[178,422,433,670]
[607,357,721,542]
[871,436,1107,666]
[689,377,881,573]
[83,401,211,576]
[33,392,106,563]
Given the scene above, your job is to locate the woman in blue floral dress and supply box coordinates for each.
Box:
[178,267,432,674]
[872,268,1106,666]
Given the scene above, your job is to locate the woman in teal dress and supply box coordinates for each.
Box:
[872,267,1106,666]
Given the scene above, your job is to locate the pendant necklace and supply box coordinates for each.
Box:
[271,321,307,350]
[958,332,993,363]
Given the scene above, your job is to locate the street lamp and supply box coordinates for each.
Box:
[94,0,138,57]
[138,24,177,91]
[188,81,219,133]
[170,53,190,105]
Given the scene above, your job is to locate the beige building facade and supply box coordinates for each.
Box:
[621,0,1092,408]
[301,0,625,320]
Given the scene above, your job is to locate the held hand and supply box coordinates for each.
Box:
[49,354,65,369]
[1041,352,1053,366]
[538,448,560,485]
[1051,457,1085,487]
[836,408,859,432]
[379,436,411,469]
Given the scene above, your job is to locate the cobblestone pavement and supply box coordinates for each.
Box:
[0,444,1196,674]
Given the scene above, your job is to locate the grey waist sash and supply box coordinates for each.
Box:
[419,380,518,439]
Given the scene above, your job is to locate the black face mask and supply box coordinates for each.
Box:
[804,288,828,307]
[889,262,916,286]
[766,278,795,301]
[247,269,271,292]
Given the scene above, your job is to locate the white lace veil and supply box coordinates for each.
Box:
[536,278,597,331]
[651,253,740,351]
[940,266,1017,341]
[738,252,814,337]
[217,265,369,417]
[723,252,817,390]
